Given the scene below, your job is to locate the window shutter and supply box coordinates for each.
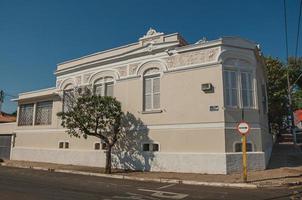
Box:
[105,83,114,97]
[94,84,103,96]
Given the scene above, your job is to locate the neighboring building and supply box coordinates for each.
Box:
[0,112,16,123]
[0,112,16,160]
[294,110,302,144]
[2,29,272,174]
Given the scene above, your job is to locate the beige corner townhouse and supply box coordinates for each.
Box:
[0,29,272,174]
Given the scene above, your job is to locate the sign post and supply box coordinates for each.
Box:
[236,121,250,183]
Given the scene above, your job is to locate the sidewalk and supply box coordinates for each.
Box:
[1,159,302,188]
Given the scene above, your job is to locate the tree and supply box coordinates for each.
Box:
[288,57,302,110]
[265,57,288,135]
[57,91,123,174]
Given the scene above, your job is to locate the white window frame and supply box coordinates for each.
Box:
[224,70,239,108]
[223,66,257,109]
[143,74,160,111]
[240,71,255,108]
[93,77,114,97]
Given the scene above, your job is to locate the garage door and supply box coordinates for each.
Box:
[0,135,12,160]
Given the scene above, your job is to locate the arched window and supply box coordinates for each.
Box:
[93,76,114,97]
[143,68,160,111]
[63,84,74,112]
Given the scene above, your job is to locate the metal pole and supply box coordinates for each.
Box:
[242,134,247,183]
[241,108,247,182]
[0,90,4,114]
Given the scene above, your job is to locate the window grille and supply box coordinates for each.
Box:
[63,89,74,112]
[18,104,34,126]
[35,101,53,125]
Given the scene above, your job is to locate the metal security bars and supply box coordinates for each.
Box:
[35,101,53,125]
[18,104,34,126]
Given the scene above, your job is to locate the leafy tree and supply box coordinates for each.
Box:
[288,57,302,89]
[288,57,302,110]
[57,91,123,174]
[265,57,288,135]
[292,89,302,110]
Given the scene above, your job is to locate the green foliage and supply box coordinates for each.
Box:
[265,57,288,134]
[57,92,123,173]
[288,57,302,110]
[288,57,302,88]
[265,56,302,134]
[58,95,122,143]
[292,89,302,110]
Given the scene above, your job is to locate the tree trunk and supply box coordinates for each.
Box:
[105,145,112,174]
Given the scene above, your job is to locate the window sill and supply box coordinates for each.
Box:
[141,109,163,114]
[224,107,259,111]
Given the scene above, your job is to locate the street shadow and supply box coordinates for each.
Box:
[112,112,155,172]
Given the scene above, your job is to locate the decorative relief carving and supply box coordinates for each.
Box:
[116,66,127,77]
[129,63,139,75]
[164,48,219,69]
[75,76,81,85]
[83,73,92,83]
[141,61,161,69]
[56,80,62,88]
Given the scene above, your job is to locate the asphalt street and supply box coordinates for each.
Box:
[0,166,301,200]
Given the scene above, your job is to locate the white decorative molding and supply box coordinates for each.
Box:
[136,59,168,76]
[58,78,76,90]
[164,48,220,69]
[87,69,120,84]
[116,66,128,77]
[218,49,256,66]
[140,28,163,40]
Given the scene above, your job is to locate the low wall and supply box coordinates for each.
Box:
[12,147,227,174]
[12,147,268,174]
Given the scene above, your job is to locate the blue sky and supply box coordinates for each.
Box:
[0,0,301,113]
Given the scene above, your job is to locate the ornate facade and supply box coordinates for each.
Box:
[0,29,272,174]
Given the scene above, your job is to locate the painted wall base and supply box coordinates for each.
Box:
[12,147,268,174]
[226,152,266,173]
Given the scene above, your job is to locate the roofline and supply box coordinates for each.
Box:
[56,32,181,67]
[57,41,140,66]
[18,87,57,96]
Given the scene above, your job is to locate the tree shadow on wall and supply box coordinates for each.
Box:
[112,112,155,172]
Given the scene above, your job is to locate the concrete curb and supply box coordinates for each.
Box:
[1,163,257,189]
